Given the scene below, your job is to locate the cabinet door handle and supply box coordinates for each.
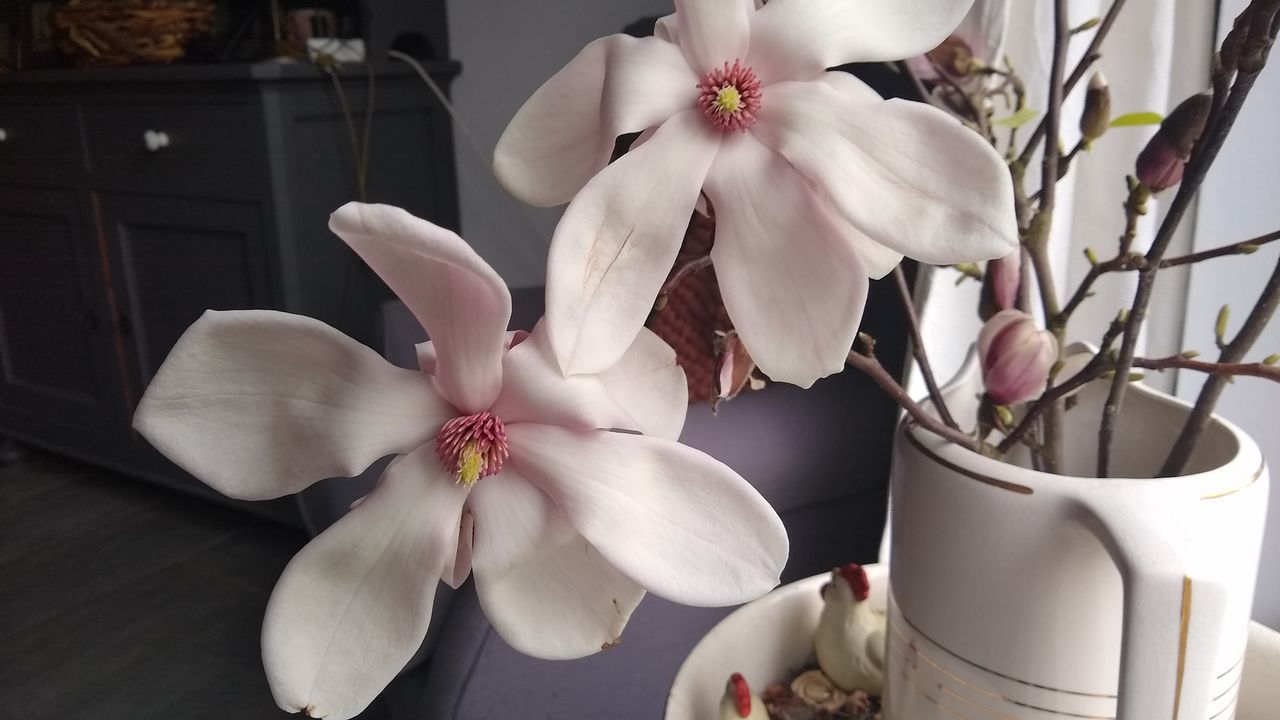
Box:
[80,311,99,331]
[0,128,7,142]
[143,130,171,152]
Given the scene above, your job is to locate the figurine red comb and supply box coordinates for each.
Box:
[837,563,871,602]
[728,673,752,718]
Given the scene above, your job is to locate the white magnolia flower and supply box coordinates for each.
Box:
[133,203,788,720]
[495,0,1018,388]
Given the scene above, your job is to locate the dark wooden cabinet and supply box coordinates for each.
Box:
[0,61,460,523]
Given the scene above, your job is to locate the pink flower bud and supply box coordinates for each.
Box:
[1135,133,1186,192]
[977,310,1058,405]
[1136,91,1212,192]
[988,250,1022,312]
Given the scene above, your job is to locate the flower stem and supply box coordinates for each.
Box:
[1160,254,1280,475]
[845,346,981,453]
[893,266,960,431]
[1098,0,1280,477]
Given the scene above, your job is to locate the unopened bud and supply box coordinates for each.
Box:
[981,250,1022,318]
[1080,72,1111,142]
[994,405,1015,428]
[1136,92,1212,192]
[1264,353,1280,366]
[1181,350,1201,359]
[1072,17,1102,34]
[926,35,977,77]
[1239,243,1260,254]
[977,310,1058,405]
[1216,305,1231,344]
[713,331,758,408]
[1084,247,1100,266]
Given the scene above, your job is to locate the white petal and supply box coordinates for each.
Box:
[546,110,720,376]
[490,322,631,431]
[416,330,529,376]
[329,203,511,412]
[704,133,869,388]
[754,81,1017,264]
[475,528,645,660]
[598,328,689,441]
[747,0,976,84]
[508,424,788,607]
[262,446,468,720]
[133,310,447,501]
[469,468,572,577]
[495,35,698,208]
[673,0,751,73]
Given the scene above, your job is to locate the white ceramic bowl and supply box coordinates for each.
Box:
[666,565,1280,720]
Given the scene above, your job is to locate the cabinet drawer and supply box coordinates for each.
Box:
[0,104,84,166]
[83,101,264,195]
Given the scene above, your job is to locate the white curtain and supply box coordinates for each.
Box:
[911,0,1214,398]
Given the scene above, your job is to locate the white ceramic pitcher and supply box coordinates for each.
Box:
[886,354,1269,720]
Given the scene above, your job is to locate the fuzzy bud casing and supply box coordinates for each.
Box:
[1136,91,1212,191]
[977,310,1059,405]
[1080,71,1111,142]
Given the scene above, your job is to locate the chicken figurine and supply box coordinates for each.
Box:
[720,673,769,720]
[815,563,887,695]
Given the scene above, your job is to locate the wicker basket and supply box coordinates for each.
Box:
[53,0,214,67]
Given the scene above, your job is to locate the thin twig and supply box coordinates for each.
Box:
[893,266,959,430]
[1100,0,1280,477]
[1021,0,1072,473]
[658,254,713,297]
[1134,355,1280,381]
[1161,228,1280,267]
[1056,180,1150,323]
[846,349,981,453]
[1028,139,1088,203]
[1013,0,1130,170]
[1161,254,1280,475]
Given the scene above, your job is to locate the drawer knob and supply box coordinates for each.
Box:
[143,130,170,152]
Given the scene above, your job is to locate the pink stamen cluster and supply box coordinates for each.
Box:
[697,60,762,132]
[435,411,509,483]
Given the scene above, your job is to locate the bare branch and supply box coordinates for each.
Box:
[893,266,959,430]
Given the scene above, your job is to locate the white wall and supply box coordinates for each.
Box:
[1180,0,1280,630]
[444,0,674,288]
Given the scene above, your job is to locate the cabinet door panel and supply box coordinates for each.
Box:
[101,195,274,388]
[0,187,122,431]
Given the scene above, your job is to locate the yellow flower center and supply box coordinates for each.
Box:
[713,86,743,115]
[456,441,485,487]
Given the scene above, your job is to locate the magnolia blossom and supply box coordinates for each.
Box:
[987,249,1022,313]
[495,0,1017,388]
[133,203,788,720]
[977,309,1058,405]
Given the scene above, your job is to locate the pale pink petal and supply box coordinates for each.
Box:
[490,322,632,431]
[753,81,1017,264]
[546,110,720,376]
[442,508,474,590]
[494,35,698,207]
[673,0,751,73]
[262,446,468,720]
[133,310,447,501]
[598,328,689,441]
[469,468,573,577]
[704,133,869,388]
[330,203,511,412]
[415,330,529,376]
[977,308,1024,360]
[508,424,788,607]
[474,527,645,660]
[747,0,976,84]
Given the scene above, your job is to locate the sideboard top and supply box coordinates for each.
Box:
[0,59,461,86]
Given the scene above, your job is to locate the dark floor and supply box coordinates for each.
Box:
[0,449,393,720]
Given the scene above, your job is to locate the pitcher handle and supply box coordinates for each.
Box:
[1071,497,1226,720]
